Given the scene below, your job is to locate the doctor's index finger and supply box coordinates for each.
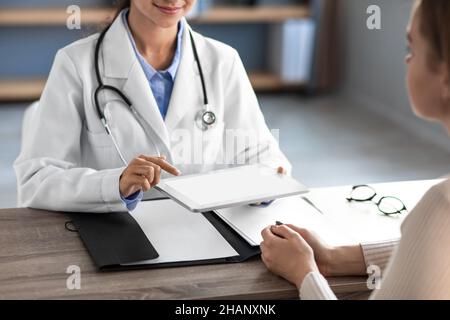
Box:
[277,166,287,175]
[138,155,181,176]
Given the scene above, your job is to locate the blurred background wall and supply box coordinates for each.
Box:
[338,0,450,150]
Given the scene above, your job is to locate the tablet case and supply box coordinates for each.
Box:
[70,203,260,271]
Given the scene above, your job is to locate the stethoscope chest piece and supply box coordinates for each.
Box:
[196,108,216,131]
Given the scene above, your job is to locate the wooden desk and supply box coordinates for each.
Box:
[0,207,370,300]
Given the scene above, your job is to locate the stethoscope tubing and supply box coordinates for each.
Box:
[93,22,215,166]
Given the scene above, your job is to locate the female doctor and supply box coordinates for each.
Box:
[14,0,291,213]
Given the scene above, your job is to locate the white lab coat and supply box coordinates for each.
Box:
[14,14,291,213]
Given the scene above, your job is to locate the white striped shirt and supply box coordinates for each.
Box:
[300,179,450,300]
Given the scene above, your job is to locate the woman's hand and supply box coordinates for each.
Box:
[262,223,367,281]
[287,225,367,276]
[119,155,180,198]
[260,224,319,289]
[284,224,334,277]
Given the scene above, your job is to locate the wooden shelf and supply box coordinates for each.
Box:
[0,79,46,101]
[0,5,310,101]
[250,72,306,91]
[0,5,310,26]
[191,5,310,24]
[0,73,304,101]
[0,7,115,26]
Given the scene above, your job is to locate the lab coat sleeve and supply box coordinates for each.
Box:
[223,50,292,174]
[14,49,127,213]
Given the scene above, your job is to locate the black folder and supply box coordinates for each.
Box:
[70,202,260,271]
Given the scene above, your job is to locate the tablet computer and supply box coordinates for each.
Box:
[156,164,308,213]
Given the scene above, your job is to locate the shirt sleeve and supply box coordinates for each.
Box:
[360,239,399,272]
[121,190,144,211]
[13,49,127,213]
[299,272,337,300]
[298,240,398,300]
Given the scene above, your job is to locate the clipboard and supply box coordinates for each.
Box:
[70,200,260,271]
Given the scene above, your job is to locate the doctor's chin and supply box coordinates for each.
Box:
[0,0,449,315]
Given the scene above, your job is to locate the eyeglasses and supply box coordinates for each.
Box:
[346,185,408,216]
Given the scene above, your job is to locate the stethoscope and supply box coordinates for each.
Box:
[93,23,216,166]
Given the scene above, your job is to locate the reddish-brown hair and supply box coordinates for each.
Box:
[417,0,450,76]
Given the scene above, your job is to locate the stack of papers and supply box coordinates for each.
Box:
[125,200,238,266]
[216,179,441,247]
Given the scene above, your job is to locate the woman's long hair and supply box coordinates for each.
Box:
[101,0,131,31]
[417,0,450,76]
[112,0,131,20]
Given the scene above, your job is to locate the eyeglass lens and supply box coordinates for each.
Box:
[378,197,406,215]
[350,185,376,201]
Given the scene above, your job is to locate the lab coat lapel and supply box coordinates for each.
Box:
[101,12,171,154]
[165,21,202,132]
[122,63,171,152]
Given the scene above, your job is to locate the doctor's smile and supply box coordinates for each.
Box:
[153,2,184,16]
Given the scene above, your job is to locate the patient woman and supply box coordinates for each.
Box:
[261,0,450,300]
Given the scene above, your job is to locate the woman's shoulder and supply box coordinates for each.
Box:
[418,178,450,213]
[402,178,450,231]
[427,178,450,202]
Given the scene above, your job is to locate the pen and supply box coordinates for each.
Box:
[275,221,284,226]
[302,196,324,215]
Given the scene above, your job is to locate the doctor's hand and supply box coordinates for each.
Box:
[251,167,287,207]
[119,155,181,198]
[277,166,287,175]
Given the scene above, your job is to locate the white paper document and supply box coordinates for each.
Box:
[157,164,308,212]
[306,179,441,243]
[215,196,356,247]
[215,180,440,247]
[125,200,238,266]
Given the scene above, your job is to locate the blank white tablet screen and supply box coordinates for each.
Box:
[161,165,306,208]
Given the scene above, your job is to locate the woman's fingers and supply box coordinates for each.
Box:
[270,224,297,239]
[286,224,310,238]
[261,226,277,241]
